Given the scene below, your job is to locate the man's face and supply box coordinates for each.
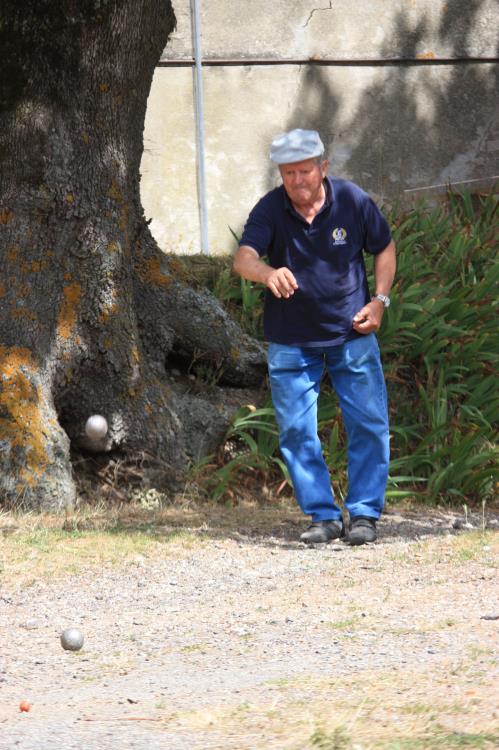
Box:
[279,158,328,207]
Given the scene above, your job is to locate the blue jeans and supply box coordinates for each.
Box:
[267,334,389,522]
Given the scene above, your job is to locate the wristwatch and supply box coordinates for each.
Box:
[372,293,391,308]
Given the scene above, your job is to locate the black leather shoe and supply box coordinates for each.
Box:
[348,516,377,545]
[300,520,344,544]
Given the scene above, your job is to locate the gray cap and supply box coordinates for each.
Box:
[269,128,325,164]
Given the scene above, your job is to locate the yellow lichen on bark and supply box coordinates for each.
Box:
[11,308,37,322]
[0,346,51,486]
[0,208,13,224]
[229,347,241,361]
[99,302,119,323]
[7,246,19,263]
[136,257,171,288]
[108,180,123,203]
[33,260,48,272]
[57,282,82,340]
[111,94,122,113]
[119,205,129,231]
[20,260,48,274]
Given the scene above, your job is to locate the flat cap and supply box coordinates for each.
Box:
[269,128,325,164]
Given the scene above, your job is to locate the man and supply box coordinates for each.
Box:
[233,129,396,546]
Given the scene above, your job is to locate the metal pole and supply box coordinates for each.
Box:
[191,0,209,254]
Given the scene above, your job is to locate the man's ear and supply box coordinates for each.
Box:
[321,160,329,176]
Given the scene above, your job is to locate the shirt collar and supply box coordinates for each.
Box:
[282,177,333,217]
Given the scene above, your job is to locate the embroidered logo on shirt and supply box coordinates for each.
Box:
[332,227,348,245]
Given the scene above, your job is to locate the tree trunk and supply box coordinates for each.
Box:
[0,1,265,509]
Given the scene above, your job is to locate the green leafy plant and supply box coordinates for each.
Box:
[213,267,264,338]
[375,189,498,502]
[202,403,289,501]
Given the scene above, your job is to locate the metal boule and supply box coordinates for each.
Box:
[60,628,84,651]
[85,415,108,440]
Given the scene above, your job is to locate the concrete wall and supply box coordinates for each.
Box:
[140,0,499,255]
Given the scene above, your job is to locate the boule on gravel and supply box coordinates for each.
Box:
[60,628,84,651]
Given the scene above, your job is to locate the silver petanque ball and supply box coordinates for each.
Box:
[60,628,84,651]
[85,414,108,440]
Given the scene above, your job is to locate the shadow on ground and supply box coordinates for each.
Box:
[3,494,497,552]
[55,501,499,549]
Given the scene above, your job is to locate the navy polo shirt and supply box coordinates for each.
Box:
[239,177,392,346]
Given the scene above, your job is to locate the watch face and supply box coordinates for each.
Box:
[374,294,390,307]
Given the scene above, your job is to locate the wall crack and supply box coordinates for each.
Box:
[303,2,333,28]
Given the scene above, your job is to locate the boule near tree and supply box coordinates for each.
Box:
[85,415,109,440]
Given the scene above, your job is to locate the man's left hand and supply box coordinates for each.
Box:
[352,299,384,334]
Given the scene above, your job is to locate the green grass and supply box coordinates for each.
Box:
[309,725,352,749]
[0,513,202,588]
[383,730,499,749]
[326,618,357,630]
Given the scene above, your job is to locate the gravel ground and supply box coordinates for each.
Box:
[1,507,498,749]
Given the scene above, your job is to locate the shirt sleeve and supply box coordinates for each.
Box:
[361,196,392,255]
[239,196,274,258]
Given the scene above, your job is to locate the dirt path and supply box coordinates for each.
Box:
[1,505,498,749]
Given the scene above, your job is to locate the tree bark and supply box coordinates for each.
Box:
[0,1,265,509]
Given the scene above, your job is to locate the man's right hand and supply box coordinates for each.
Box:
[233,246,298,299]
[264,267,298,299]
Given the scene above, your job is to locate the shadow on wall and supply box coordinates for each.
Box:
[279,1,498,200]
